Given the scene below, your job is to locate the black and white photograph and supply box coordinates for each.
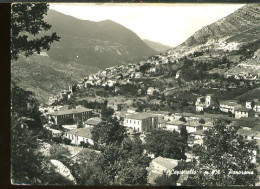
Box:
[10,2,260,186]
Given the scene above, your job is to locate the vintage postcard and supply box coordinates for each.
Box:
[11,2,260,186]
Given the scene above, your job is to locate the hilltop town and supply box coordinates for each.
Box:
[39,47,260,185]
[11,3,260,186]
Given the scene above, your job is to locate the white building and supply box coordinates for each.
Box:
[219,100,241,114]
[123,113,158,133]
[246,100,260,113]
[64,127,94,145]
[165,120,185,132]
[195,94,212,112]
[235,108,255,119]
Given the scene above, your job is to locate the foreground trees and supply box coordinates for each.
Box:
[11,3,61,184]
[185,119,258,186]
[11,3,60,61]
[145,129,187,160]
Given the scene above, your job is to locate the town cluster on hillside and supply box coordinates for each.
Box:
[39,51,260,185]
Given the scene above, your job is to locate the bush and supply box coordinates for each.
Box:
[80,141,89,148]
[63,138,72,145]
[52,136,62,143]
[199,119,205,124]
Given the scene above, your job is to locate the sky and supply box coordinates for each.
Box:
[50,3,244,47]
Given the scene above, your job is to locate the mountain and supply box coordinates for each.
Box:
[166,4,260,74]
[143,39,171,53]
[12,10,156,103]
[44,10,156,69]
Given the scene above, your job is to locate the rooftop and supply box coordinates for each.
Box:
[125,113,158,120]
[152,156,178,170]
[166,120,185,125]
[66,128,93,139]
[237,129,260,138]
[49,107,92,116]
[85,117,102,126]
[191,130,205,136]
[185,121,201,127]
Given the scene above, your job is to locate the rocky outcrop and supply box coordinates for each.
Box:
[50,159,77,184]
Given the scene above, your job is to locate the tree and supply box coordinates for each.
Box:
[180,125,188,144]
[251,100,256,110]
[11,3,60,61]
[11,3,64,184]
[11,115,45,184]
[91,117,127,147]
[199,118,205,124]
[145,130,186,160]
[11,86,43,130]
[116,165,147,185]
[72,151,110,185]
[49,144,72,167]
[179,116,187,123]
[186,119,258,186]
[154,172,176,186]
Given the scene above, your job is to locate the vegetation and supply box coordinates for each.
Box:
[145,130,187,160]
[185,119,258,186]
[11,3,60,61]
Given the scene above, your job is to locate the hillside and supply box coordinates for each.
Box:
[12,10,156,103]
[143,39,171,53]
[165,4,260,75]
[44,10,156,69]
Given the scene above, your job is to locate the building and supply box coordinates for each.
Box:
[246,100,260,113]
[158,118,167,128]
[123,113,158,133]
[235,108,255,119]
[165,120,185,132]
[237,129,260,140]
[48,107,93,125]
[64,127,94,145]
[185,121,203,133]
[195,94,212,112]
[149,156,179,175]
[135,72,143,78]
[202,122,214,131]
[190,130,205,145]
[147,87,159,95]
[219,100,241,114]
[85,117,102,127]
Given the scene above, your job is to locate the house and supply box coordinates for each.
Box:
[149,156,179,175]
[48,107,93,125]
[135,72,143,78]
[123,113,158,133]
[246,100,260,113]
[64,127,94,145]
[219,100,241,114]
[190,130,205,140]
[85,117,102,127]
[237,129,260,140]
[107,79,117,87]
[149,99,161,105]
[235,108,255,119]
[202,122,214,131]
[184,121,203,133]
[127,108,137,114]
[158,118,167,128]
[147,87,159,95]
[166,120,185,132]
[195,94,212,112]
[46,127,62,137]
